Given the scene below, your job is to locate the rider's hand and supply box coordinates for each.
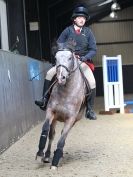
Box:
[75,55,80,59]
[80,56,87,62]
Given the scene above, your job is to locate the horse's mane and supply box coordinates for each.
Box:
[51,39,76,56]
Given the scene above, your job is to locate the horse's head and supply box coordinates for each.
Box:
[55,48,75,85]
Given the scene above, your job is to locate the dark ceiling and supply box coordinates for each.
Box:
[87,0,133,23]
[47,0,133,24]
[38,0,133,60]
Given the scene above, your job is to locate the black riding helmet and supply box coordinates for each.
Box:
[71,5,90,21]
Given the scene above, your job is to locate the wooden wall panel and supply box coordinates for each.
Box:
[0,50,52,153]
[91,21,133,43]
[90,7,133,66]
[94,43,133,66]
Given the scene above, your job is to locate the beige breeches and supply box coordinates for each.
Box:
[45,62,96,89]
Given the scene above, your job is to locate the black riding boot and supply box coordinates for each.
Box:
[86,88,97,120]
[35,79,51,110]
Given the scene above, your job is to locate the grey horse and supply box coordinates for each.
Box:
[36,46,87,169]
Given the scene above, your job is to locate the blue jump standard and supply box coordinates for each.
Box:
[124,101,133,105]
[124,100,133,113]
[107,60,118,82]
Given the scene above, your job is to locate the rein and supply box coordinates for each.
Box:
[44,78,57,97]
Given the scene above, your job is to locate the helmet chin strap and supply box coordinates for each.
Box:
[73,23,83,29]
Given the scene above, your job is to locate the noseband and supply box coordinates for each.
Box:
[56,49,79,75]
[56,64,71,74]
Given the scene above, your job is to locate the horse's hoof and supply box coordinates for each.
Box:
[35,151,44,160]
[35,155,42,162]
[50,166,57,170]
[42,157,50,163]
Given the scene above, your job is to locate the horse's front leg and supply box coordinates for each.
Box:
[51,118,75,169]
[36,108,54,160]
[42,119,56,163]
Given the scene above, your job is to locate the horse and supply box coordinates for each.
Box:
[36,43,88,169]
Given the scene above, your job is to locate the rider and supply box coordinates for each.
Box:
[35,4,97,120]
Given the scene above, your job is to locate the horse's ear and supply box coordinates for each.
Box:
[57,43,64,50]
[51,40,58,56]
[66,39,76,52]
[55,39,76,52]
[68,39,76,47]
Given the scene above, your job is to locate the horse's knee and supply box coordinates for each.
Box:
[40,120,50,141]
[42,119,50,132]
[38,129,49,151]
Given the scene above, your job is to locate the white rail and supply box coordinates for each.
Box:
[102,55,124,113]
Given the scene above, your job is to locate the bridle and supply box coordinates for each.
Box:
[56,64,71,73]
[56,49,80,76]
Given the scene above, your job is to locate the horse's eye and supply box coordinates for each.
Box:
[69,57,72,60]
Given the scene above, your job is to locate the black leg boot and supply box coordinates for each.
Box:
[35,79,51,109]
[36,130,48,160]
[86,88,97,120]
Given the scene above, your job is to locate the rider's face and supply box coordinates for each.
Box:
[74,16,86,27]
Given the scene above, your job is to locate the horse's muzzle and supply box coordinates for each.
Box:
[57,75,67,85]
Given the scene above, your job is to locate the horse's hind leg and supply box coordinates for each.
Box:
[42,119,56,163]
[36,109,54,160]
[51,118,75,169]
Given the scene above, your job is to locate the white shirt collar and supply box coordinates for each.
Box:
[74,25,82,32]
